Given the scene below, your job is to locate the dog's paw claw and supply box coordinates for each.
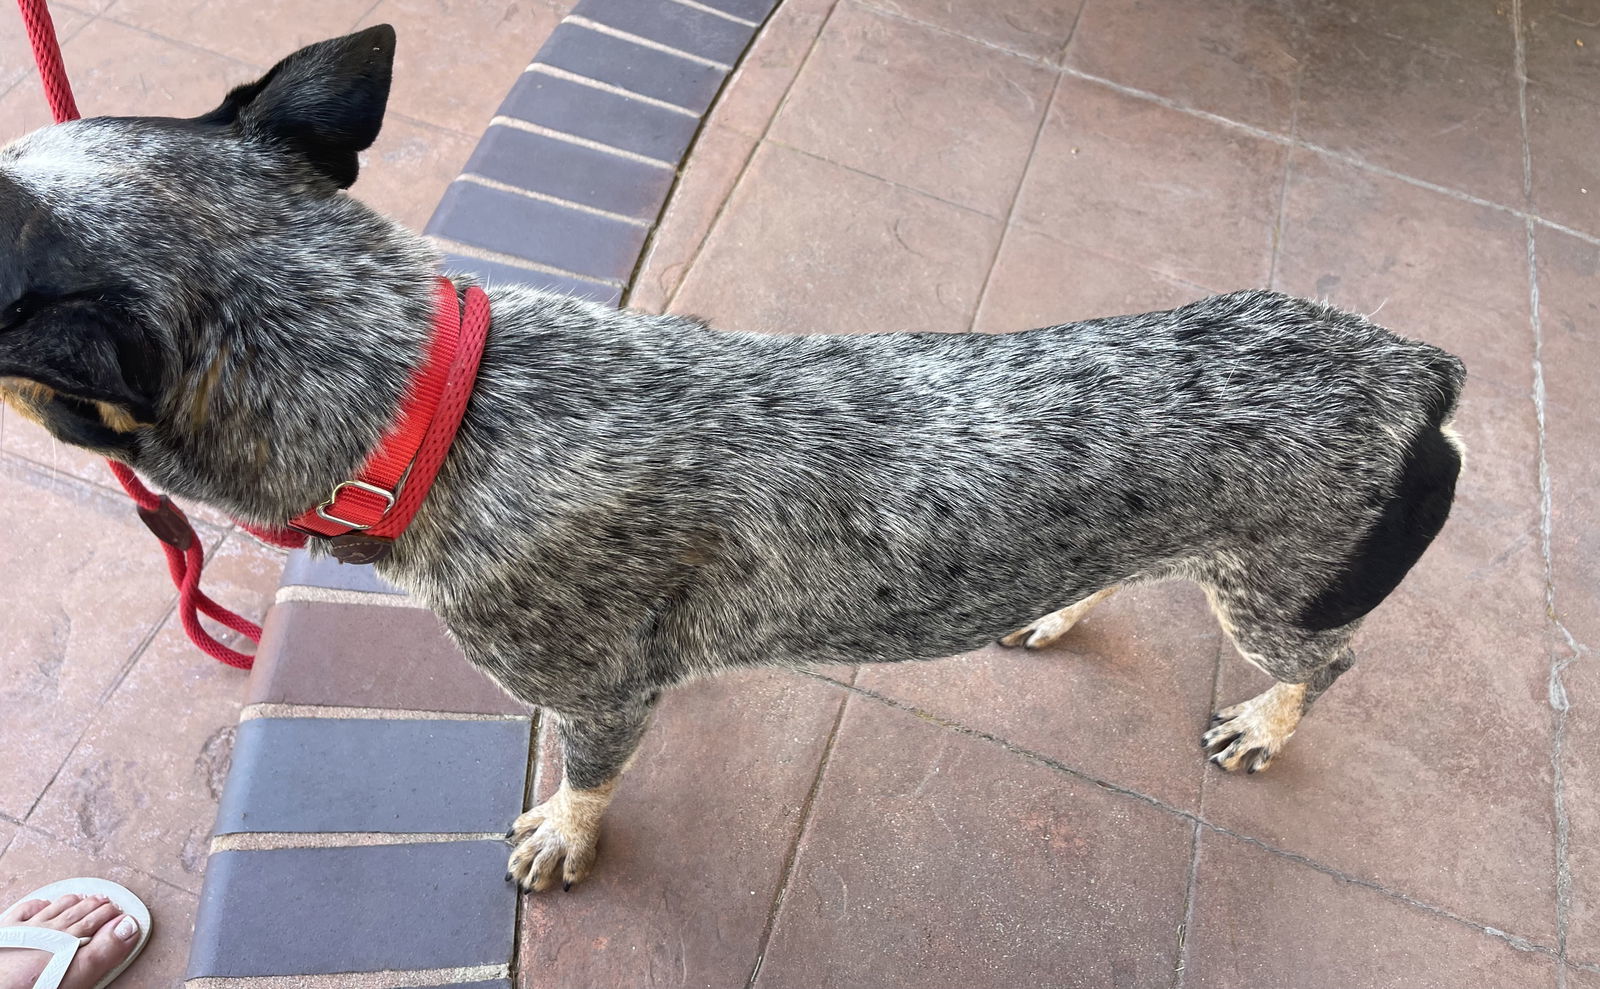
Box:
[506,793,603,893]
[1203,685,1306,774]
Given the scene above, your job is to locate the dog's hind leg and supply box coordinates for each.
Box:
[1201,597,1359,774]
[999,586,1119,650]
[507,690,658,892]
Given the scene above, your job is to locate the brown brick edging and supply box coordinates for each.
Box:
[185,1,781,983]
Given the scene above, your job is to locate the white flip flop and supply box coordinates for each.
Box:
[0,878,152,989]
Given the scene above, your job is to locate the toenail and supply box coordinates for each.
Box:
[114,915,138,940]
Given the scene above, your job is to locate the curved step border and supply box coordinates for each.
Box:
[184,2,780,986]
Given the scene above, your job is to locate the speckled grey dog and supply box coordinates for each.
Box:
[0,28,1466,891]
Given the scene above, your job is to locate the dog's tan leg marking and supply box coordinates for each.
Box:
[93,401,143,432]
[1203,681,1308,774]
[507,777,618,892]
[1000,586,1118,650]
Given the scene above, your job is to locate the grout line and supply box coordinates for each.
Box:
[427,235,625,288]
[566,16,733,71]
[93,14,266,72]
[16,821,204,898]
[666,0,760,28]
[507,709,542,983]
[656,0,842,312]
[186,964,510,989]
[210,832,506,853]
[965,70,1062,333]
[1052,65,1600,248]
[1265,44,1304,291]
[274,585,420,608]
[1169,819,1203,989]
[488,116,675,168]
[1513,0,1535,206]
[855,0,1056,67]
[524,63,703,118]
[766,138,1000,218]
[454,173,651,227]
[240,703,529,723]
[1055,0,1089,64]
[744,689,851,989]
[801,671,1564,959]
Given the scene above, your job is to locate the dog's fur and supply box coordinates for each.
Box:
[0,28,1466,890]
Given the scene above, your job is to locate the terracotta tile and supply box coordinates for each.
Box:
[105,0,366,73]
[0,458,222,820]
[0,408,241,529]
[770,2,1055,217]
[1524,0,1600,99]
[354,114,476,232]
[358,0,565,136]
[0,5,91,98]
[1183,830,1558,989]
[1066,0,1300,133]
[518,670,843,989]
[672,142,1001,334]
[629,123,758,314]
[248,602,530,715]
[1564,656,1600,964]
[1296,24,1524,207]
[707,0,835,139]
[1014,76,1284,290]
[1571,964,1600,989]
[857,582,1220,811]
[0,828,198,989]
[1538,230,1600,655]
[1273,150,1533,392]
[1203,492,1559,942]
[1300,0,1517,67]
[0,18,258,154]
[857,0,1087,63]
[1527,83,1600,238]
[25,533,281,893]
[973,226,1214,334]
[754,695,1193,988]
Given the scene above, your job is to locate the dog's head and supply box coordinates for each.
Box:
[0,26,440,520]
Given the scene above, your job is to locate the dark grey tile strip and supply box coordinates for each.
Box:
[187,970,508,989]
[426,180,649,284]
[573,0,757,66]
[463,124,676,221]
[187,842,516,978]
[214,717,529,835]
[440,251,623,305]
[684,0,778,26]
[533,22,728,115]
[494,70,702,162]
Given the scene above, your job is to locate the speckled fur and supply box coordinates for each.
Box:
[0,30,1466,890]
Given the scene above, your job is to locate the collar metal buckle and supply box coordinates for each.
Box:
[312,479,397,531]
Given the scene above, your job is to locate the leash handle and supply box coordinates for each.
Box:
[17,0,77,123]
[110,464,261,670]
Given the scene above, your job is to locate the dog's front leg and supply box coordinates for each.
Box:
[507,692,658,892]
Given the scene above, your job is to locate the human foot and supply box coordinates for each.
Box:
[0,893,141,989]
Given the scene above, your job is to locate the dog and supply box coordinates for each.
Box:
[0,26,1465,892]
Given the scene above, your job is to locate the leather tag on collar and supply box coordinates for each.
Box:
[327,532,394,565]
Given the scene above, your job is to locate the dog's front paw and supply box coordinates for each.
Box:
[505,781,615,892]
[1202,683,1308,774]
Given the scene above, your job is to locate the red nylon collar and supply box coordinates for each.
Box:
[251,276,490,563]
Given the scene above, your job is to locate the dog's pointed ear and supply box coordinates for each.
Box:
[200,24,396,188]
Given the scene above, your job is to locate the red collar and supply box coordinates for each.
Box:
[247,276,490,564]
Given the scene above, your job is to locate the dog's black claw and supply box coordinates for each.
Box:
[563,881,573,892]
[505,872,514,883]
[504,828,516,840]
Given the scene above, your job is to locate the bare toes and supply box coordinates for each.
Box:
[0,898,49,924]
[60,912,142,989]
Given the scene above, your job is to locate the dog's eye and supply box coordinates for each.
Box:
[1,296,33,330]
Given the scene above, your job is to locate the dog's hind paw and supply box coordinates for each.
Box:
[1202,682,1308,774]
[506,781,615,892]
[998,588,1117,650]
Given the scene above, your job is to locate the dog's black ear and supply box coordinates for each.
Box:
[0,291,165,458]
[200,24,396,188]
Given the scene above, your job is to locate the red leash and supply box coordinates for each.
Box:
[14,0,490,668]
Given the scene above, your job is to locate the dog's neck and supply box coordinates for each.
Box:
[129,212,444,527]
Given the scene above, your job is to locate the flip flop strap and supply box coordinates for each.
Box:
[0,926,87,989]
